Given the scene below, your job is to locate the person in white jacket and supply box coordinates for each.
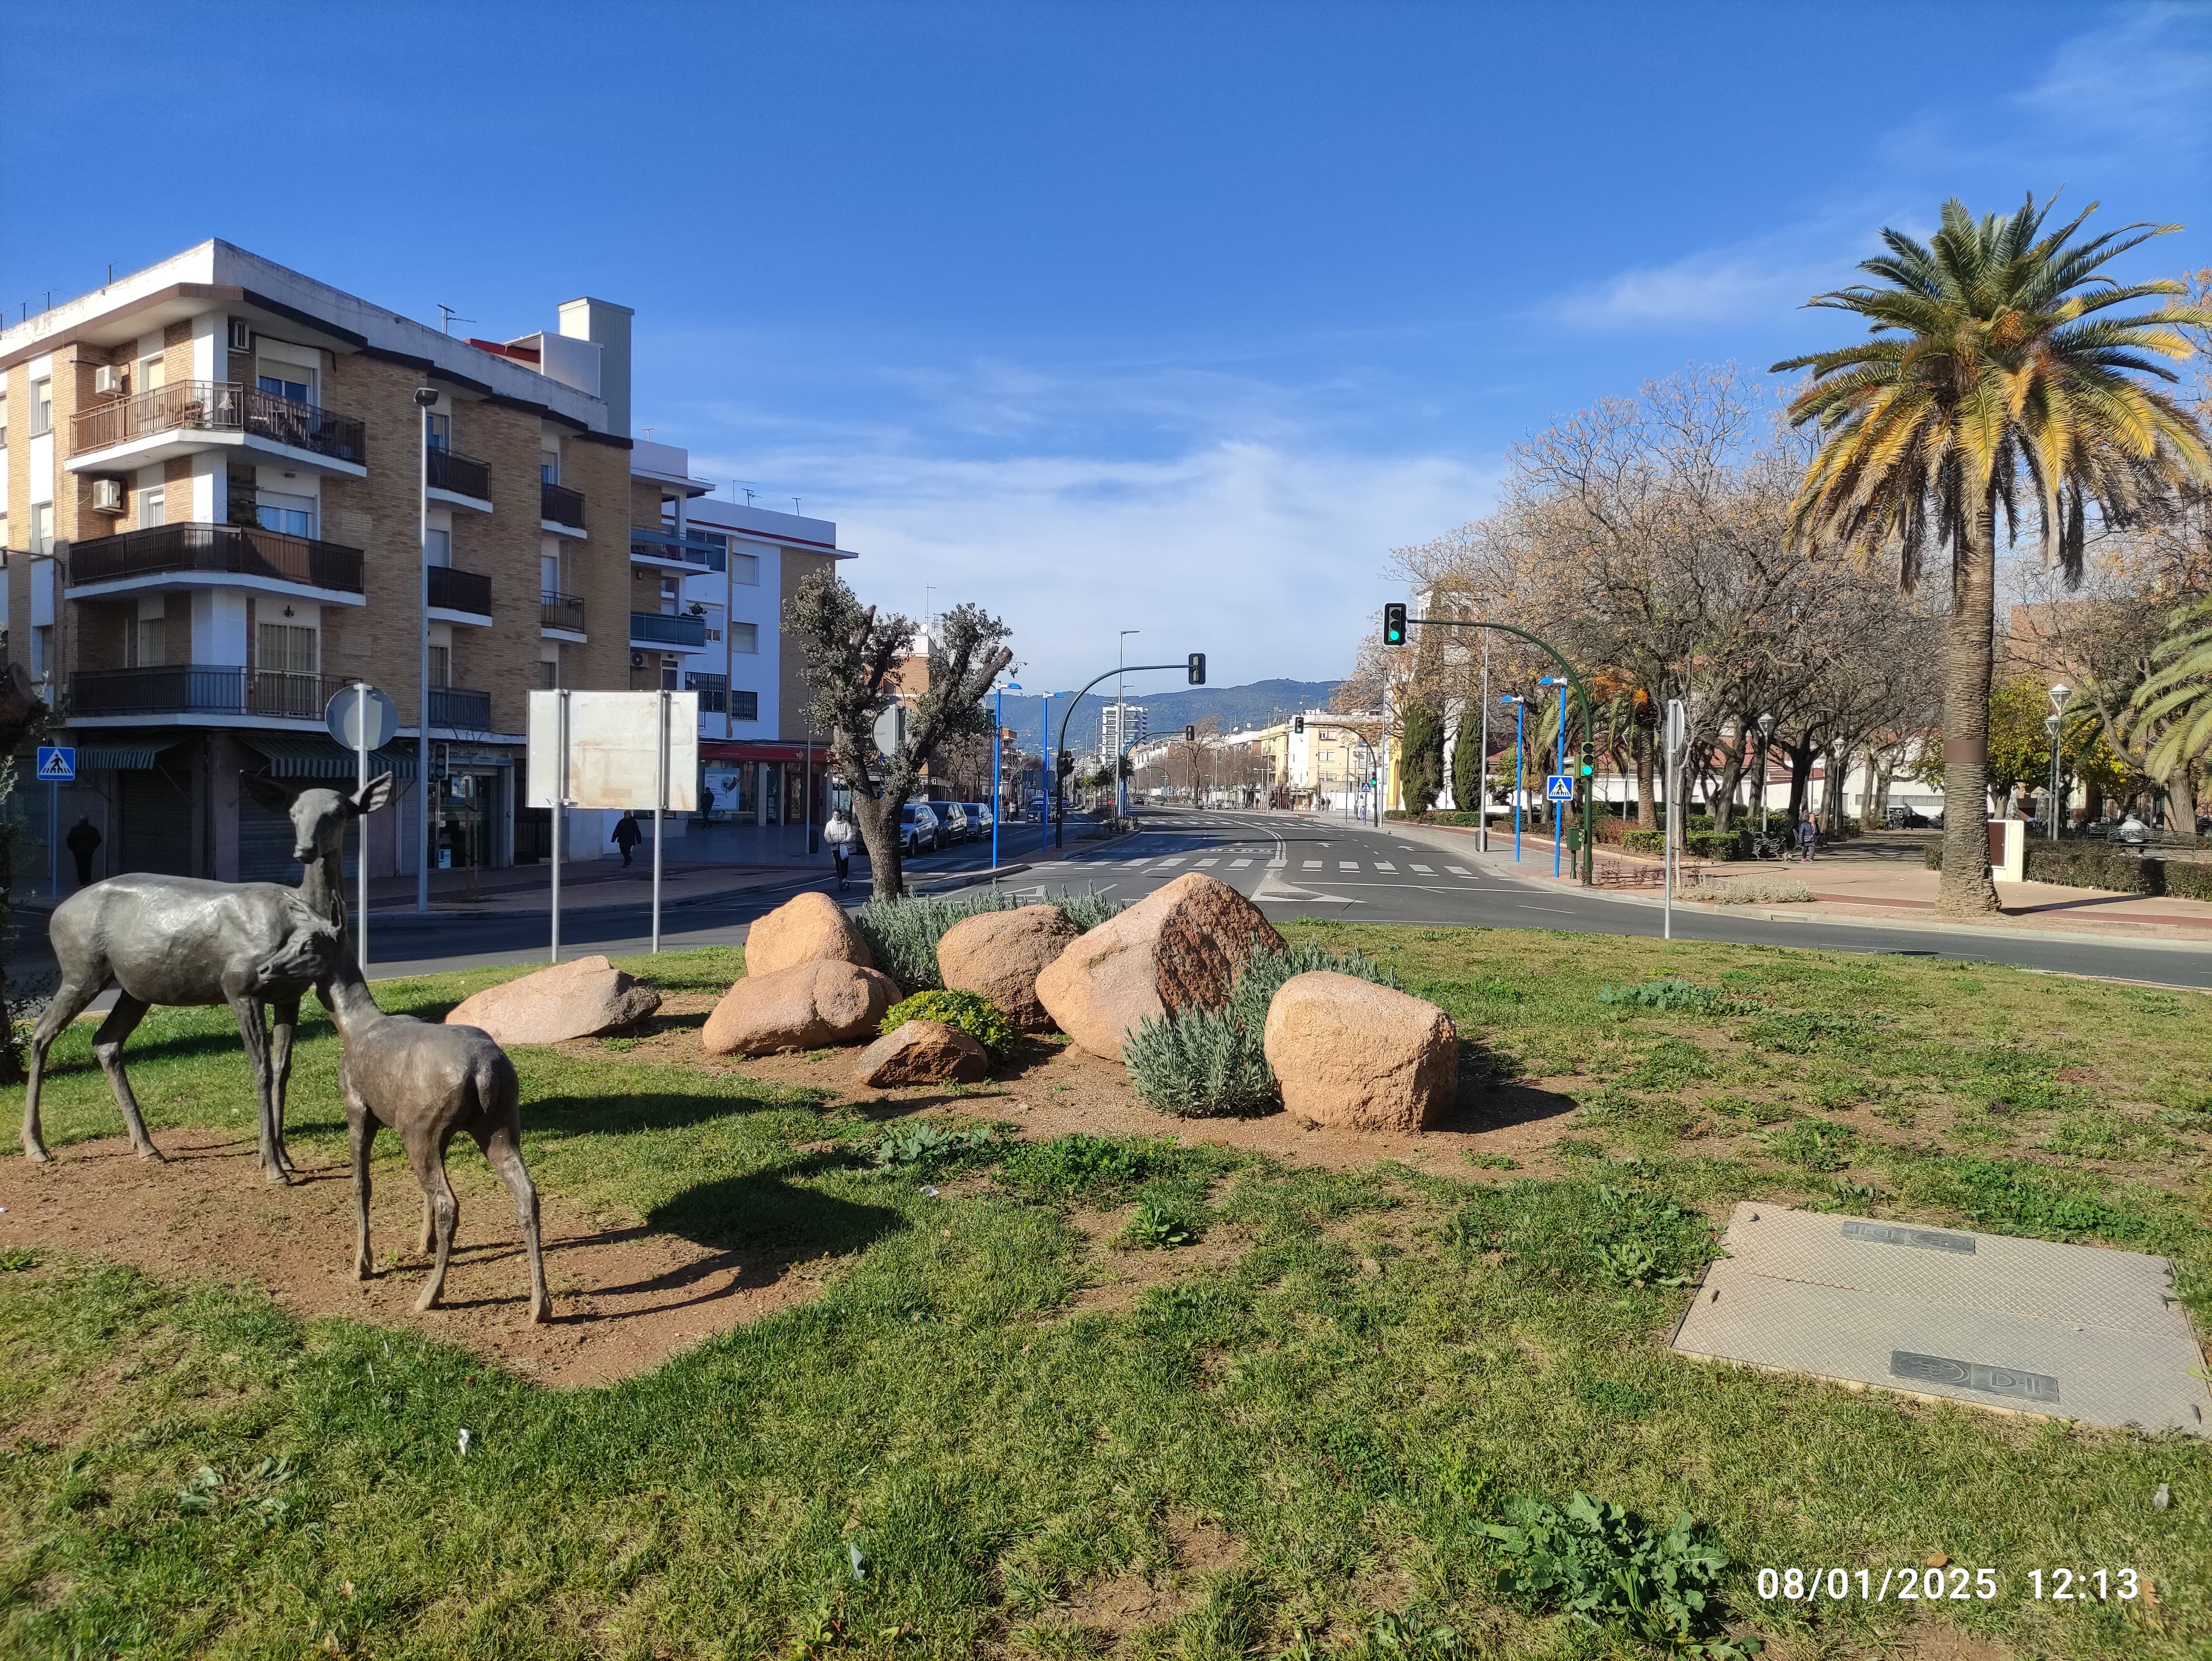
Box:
[823,808,859,891]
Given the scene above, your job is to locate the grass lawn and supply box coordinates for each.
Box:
[2,926,2209,1660]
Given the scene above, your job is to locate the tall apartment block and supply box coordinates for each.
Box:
[1098,700,1148,763]
[0,240,855,886]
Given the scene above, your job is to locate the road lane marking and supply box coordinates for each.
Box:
[1410,864,1433,873]
[1155,857,1185,867]
[1373,862,1395,871]
[1339,862,1359,870]
[1448,866,1472,875]
[1194,857,1218,867]
[1304,860,1322,869]
[1230,858,1253,868]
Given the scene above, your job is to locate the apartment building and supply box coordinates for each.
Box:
[0,240,857,885]
[1097,700,1147,765]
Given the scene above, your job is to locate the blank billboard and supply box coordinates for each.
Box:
[526,690,699,812]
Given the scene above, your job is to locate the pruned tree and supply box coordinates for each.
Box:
[785,574,1012,899]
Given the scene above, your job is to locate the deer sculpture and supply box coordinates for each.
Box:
[317,941,551,1322]
[19,773,395,1181]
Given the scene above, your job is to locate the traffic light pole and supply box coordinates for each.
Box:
[1398,616,1598,886]
[1053,661,1204,849]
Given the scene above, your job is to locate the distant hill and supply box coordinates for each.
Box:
[992,678,1341,753]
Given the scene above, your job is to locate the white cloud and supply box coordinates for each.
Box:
[1562,247,1834,329]
[2017,4,2212,147]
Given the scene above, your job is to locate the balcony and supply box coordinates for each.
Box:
[430,687,492,731]
[426,565,492,617]
[67,523,365,596]
[630,610,708,649]
[426,446,492,504]
[542,592,586,634]
[73,665,354,721]
[541,480,586,532]
[630,525,728,572]
[69,381,367,472]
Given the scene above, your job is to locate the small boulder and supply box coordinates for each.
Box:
[701,959,899,1057]
[1262,971,1457,1133]
[852,1019,990,1087]
[937,905,1078,1031]
[444,954,661,1047]
[1035,872,1284,1059]
[743,891,874,978]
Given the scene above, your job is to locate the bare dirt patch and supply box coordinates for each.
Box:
[1061,1204,1250,1317]
[0,1130,825,1389]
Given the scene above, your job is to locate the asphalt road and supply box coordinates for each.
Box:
[21,810,2208,990]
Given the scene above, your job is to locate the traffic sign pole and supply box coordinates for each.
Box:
[357,684,370,967]
[36,746,78,898]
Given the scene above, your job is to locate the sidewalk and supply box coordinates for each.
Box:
[1382,818,2212,945]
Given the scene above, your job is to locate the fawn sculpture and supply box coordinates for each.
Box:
[19,773,394,1181]
[318,944,551,1322]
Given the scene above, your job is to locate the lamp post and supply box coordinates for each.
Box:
[1756,712,1776,836]
[1539,675,1567,876]
[2047,683,2071,842]
[413,387,439,914]
[994,678,1021,868]
[1501,693,1525,861]
[1116,629,1139,819]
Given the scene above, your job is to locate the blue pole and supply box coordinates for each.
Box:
[1040,695,1049,855]
[1552,686,1566,877]
[1503,696,1524,862]
[992,686,1002,870]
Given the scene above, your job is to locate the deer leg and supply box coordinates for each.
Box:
[479,1121,551,1324]
[20,975,104,1162]
[226,996,286,1185]
[90,993,162,1160]
[421,1193,436,1255]
[267,996,301,1180]
[407,1137,459,1313]
[346,1091,376,1282]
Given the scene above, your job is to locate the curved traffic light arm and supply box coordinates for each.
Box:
[1397,616,1599,886]
[1052,661,1205,848]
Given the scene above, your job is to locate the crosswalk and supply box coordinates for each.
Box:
[1095,850,1482,881]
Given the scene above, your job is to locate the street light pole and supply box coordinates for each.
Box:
[413,387,439,914]
[1539,675,1566,876]
[1756,713,1776,838]
[1116,629,1139,819]
[994,677,1021,869]
[1478,633,1491,853]
[1501,694,1525,862]
[2047,683,2072,842]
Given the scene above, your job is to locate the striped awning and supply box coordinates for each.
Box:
[242,735,417,781]
[76,742,164,771]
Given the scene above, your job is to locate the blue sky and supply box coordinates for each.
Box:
[8,1,2208,698]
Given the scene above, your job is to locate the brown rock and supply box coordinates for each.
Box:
[701,960,899,1056]
[1034,873,1284,1059]
[852,1019,990,1087]
[936,905,1079,1031]
[743,891,873,978]
[1261,971,1456,1132]
[444,954,661,1047]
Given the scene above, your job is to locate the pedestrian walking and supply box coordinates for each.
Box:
[65,816,102,888]
[1797,812,1819,862]
[823,807,858,892]
[612,810,642,868]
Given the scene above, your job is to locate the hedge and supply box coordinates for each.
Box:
[1924,842,2212,901]
[1622,827,1750,861]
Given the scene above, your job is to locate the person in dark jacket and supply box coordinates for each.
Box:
[1797,812,1819,862]
[65,817,102,887]
[612,811,643,868]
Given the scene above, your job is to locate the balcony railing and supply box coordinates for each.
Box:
[686,672,728,713]
[430,687,492,731]
[426,446,492,500]
[70,380,366,466]
[67,523,365,594]
[72,665,354,720]
[542,592,586,633]
[426,565,492,615]
[629,525,729,572]
[541,480,586,528]
[630,610,708,649]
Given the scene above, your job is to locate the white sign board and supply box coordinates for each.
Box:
[526,691,699,811]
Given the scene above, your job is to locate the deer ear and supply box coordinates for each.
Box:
[350,772,398,817]
[242,772,298,814]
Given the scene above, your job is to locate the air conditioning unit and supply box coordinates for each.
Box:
[93,365,122,396]
[630,651,646,669]
[91,479,125,513]
[228,318,253,352]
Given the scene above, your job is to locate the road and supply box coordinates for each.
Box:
[21,810,2204,990]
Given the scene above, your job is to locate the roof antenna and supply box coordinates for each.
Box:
[793,497,802,516]
[436,304,474,335]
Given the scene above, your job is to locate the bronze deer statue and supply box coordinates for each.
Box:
[19,773,395,1181]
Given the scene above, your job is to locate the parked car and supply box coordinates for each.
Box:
[937,802,970,843]
[962,801,995,841]
[898,802,939,854]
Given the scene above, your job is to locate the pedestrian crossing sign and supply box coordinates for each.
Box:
[1545,774,1573,802]
[36,746,76,784]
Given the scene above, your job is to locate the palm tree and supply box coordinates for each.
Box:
[2133,594,2212,786]
[1773,196,2211,915]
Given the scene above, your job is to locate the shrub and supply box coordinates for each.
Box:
[1124,1006,1276,1116]
[879,989,1017,1060]
[1482,1492,1754,1657]
[1051,886,1127,932]
[1226,943,1399,1031]
[853,886,1123,991]
[1597,978,1720,1013]
[1924,843,2212,899]
[1700,877,1813,904]
[872,1121,1003,1173]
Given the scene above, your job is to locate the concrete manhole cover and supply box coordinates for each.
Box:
[1671,1203,2212,1436]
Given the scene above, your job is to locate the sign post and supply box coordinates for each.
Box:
[653,689,669,954]
[1663,698,1688,940]
[36,746,75,897]
[324,685,398,967]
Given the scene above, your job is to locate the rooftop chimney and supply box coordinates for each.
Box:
[557,296,633,437]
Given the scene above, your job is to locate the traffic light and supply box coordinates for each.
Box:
[1293,715,1305,735]
[1183,724,1196,742]
[1056,749,1075,779]
[1187,653,1206,686]
[1382,603,1407,646]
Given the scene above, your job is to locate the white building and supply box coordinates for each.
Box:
[1099,700,1148,763]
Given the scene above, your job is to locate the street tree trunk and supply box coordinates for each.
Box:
[851,789,906,901]
[1634,728,1656,828]
[1712,722,1747,834]
[1939,509,2003,917]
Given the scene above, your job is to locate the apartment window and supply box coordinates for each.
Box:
[141,487,166,529]
[425,412,450,451]
[257,622,318,678]
[257,366,313,405]
[0,391,9,444]
[731,689,759,722]
[425,528,452,566]
[730,551,760,586]
[540,554,561,598]
[538,660,559,689]
[31,625,53,680]
[140,354,166,392]
[429,645,451,687]
[134,616,167,667]
[257,492,316,539]
[30,504,53,556]
[540,450,560,485]
[730,620,759,654]
[685,672,728,713]
[660,576,681,614]
[29,379,52,437]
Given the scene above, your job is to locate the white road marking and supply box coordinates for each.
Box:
[1339,861,1358,871]
[1448,866,1472,875]
[1195,857,1218,867]
[1410,864,1433,873]
[1155,857,1185,867]
[1230,858,1253,868]
[1374,862,1395,871]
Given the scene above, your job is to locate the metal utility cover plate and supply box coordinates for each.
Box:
[1672,1203,2211,1436]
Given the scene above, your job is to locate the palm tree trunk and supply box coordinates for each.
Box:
[1634,728,1656,828]
[1939,511,2003,917]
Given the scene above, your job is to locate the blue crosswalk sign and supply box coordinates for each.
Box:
[1545,774,1574,802]
[36,746,76,784]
